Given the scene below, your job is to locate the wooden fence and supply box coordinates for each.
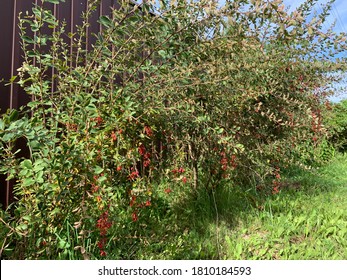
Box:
[0,0,123,208]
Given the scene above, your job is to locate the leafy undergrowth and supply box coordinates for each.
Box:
[105,153,347,260]
[1,155,345,260]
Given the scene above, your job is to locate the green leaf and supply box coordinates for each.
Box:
[33,159,46,171]
[50,207,61,216]
[22,215,31,222]
[45,0,64,4]
[9,109,19,121]
[57,239,70,249]
[32,7,42,18]
[22,36,35,44]
[29,140,40,150]
[36,171,44,183]
[308,27,313,35]
[1,132,14,142]
[98,175,107,183]
[94,166,104,175]
[7,75,18,85]
[158,50,166,58]
[99,16,112,28]
[21,159,33,169]
[16,223,28,232]
[23,178,36,187]
[36,237,43,248]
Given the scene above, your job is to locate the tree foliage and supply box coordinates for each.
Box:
[324,99,347,151]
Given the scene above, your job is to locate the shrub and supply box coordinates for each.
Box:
[0,0,346,259]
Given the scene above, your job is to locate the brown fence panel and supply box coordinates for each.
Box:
[0,0,122,209]
[0,1,14,208]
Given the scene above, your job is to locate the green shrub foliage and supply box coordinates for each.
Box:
[0,0,346,259]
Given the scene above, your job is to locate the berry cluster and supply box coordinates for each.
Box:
[96,211,112,256]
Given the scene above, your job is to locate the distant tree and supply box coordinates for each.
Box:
[325,99,347,151]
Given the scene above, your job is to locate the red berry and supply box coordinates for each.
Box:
[132,212,138,222]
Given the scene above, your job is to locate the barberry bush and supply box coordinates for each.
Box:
[0,0,346,259]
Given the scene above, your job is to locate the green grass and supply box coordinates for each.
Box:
[220,154,347,260]
[109,153,347,260]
